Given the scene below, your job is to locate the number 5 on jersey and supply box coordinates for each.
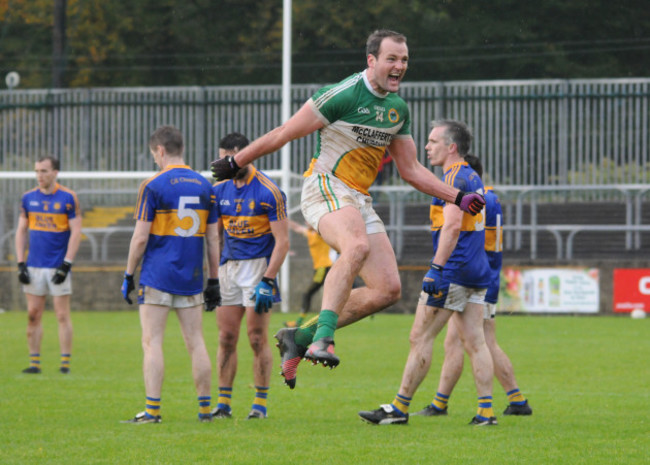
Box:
[175,196,200,237]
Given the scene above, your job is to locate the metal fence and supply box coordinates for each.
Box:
[2,178,649,264]
[2,78,649,265]
[1,78,649,187]
[371,184,650,261]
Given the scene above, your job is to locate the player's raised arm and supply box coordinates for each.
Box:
[211,102,324,180]
[389,137,485,215]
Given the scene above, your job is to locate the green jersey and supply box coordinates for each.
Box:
[304,70,412,195]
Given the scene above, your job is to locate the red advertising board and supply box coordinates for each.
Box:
[613,269,650,313]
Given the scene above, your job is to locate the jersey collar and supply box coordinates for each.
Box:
[246,165,257,184]
[232,165,256,186]
[40,182,60,195]
[164,164,190,171]
[445,160,468,173]
[362,70,388,99]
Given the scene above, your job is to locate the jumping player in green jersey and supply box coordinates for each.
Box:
[211,30,486,390]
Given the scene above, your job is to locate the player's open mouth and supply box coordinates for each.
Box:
[388,73,401,83]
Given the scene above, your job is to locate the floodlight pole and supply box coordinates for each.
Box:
[280,0,292,313]
[53,0,67,88]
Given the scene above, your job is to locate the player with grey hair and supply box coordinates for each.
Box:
[359,120,497,426]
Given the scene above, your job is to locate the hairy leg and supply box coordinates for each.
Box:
[177,305,212,397]
[245,306,273,387]
[455,304,494,398]
[216,305,245,387]
[436,313,465,395]
[484,319,518,393]
[317,206,371,315]
[336,232,401,328]
[52,295,73,355]
[25,294,46,355]
[397,304,452,398]
[139,304,170,398]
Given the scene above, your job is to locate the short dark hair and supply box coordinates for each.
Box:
[149,125,183,156]
[463,154,483,179]
[219,132,250,152]
[431,119,473,156]
[37,155,60,171]
[366,29,407,58]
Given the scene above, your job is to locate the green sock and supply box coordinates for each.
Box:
[312,310,338,341]
[299,314,319,330]
[295,321,317,347]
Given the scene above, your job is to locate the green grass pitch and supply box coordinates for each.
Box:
[0,311,648,464]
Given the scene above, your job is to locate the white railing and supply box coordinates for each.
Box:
[1,175,649,262]
[369,184,650,260]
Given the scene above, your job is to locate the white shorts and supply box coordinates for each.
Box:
[139,285,203,309]
[22,266,72,297]
[301,173,386,235]
[484,302,497,319]
[418,282,486,312]
[219,257,270,307]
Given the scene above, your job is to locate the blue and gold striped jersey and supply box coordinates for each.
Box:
[430,161,491,288]
[135,165,217,295]
[212,166,287,265]
[484,187,503,304]
[21,183,80,268]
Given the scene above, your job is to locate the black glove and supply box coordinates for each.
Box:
[454,191,485,215]
[211,156,241,181]
[17,262,30,284]
[121,273,135,304]
[203,278,221,312]
[51,260,72,284]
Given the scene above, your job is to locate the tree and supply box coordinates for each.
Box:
[1,0,648,88]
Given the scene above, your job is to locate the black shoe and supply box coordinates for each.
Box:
[413,404,448,416]
[246,409,267,419]
[59,367,70,374]
[503,400,533,416]
[22,366,41,374]
[274,327,307,389]
[121,412,162,424]
[304,337,339,368]
[198,413,213,423]
[358,405,408,425]
[469,415,498,426]
[210,407,232,419]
